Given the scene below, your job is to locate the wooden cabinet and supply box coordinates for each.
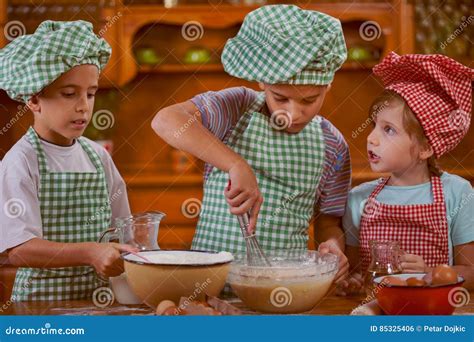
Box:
[125,173,203,249]
[0,0,6,48]
[112,2,414,85]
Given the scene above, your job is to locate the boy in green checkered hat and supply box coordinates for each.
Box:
[153,5,350,281]
[0,20,136,301]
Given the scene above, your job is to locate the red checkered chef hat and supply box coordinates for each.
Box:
[373,52,473,158]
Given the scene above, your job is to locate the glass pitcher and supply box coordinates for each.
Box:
[99,211,166,250]
[364,240,402,297]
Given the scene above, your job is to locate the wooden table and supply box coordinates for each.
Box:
[1,293,473,315]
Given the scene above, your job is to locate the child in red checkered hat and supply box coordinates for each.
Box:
[340,52,474,294]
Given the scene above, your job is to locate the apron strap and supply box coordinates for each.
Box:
[430,174,445,204]
[367,177,389,200]
[26,127,105,174]
[26,127,50,174]
[368,175,444,203]
[77,138,105,174]
[226,92,266,147]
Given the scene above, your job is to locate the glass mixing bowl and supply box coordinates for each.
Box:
[227,250,338,313]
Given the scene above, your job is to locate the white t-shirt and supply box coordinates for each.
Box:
[0,135,131,253]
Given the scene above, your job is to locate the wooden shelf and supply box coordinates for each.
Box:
[123,172,203,187]
[115,2,412,85]
[138,60,379,74]
[137,61,378,74]
[342,60,379,70]
[138,63,224,74]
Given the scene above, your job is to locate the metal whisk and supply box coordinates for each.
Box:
[226,179,271,267]
[237,212,272,267]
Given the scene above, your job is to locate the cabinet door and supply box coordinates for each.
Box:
[127,185,203,249]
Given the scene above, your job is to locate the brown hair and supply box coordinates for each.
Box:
[369,90,442,176]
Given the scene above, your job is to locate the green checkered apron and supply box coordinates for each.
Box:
[192,93,325,254]
[11,127,111,301]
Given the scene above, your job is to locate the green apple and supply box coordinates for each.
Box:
[183,48,211,64]
[347,46,373,61]
[136,47,163,65]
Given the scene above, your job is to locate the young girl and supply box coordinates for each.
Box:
[341,52,474,293]
[152,5,350,281]
[0,20,135,301]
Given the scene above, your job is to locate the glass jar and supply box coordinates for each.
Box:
[364,240,402,297]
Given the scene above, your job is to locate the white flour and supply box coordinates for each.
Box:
[124,251,234,265]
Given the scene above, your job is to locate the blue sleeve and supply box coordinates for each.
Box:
[342,191,362,247]
[343,205,360,247]
[447,177,474,246]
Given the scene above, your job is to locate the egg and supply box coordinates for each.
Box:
[406,277,426,287]
[431,265,458,286]
[382,276,407,286]
[155,300,177,315]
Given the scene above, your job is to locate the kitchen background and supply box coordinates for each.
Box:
[0,0,472,301]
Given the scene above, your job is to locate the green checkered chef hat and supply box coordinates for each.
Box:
[222,5,347,85]
[0,20,111,103]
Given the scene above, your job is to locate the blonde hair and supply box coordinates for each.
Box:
[369,90,442,177]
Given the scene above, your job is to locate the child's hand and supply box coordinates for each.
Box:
[336,272,364,296]
[225,159,263,234]
[88,243,138,278]
[400,253,428,273]
[318,241,349,283]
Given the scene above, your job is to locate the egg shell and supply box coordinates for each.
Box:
[156,300,177,315]
[382,276,407,286]
[406,277,427,287]
[432,265,458,286]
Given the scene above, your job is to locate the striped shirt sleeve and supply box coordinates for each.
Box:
[190,87,257,140]
[315,118,352,217]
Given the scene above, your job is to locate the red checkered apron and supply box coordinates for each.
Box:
[359,175,449,272]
